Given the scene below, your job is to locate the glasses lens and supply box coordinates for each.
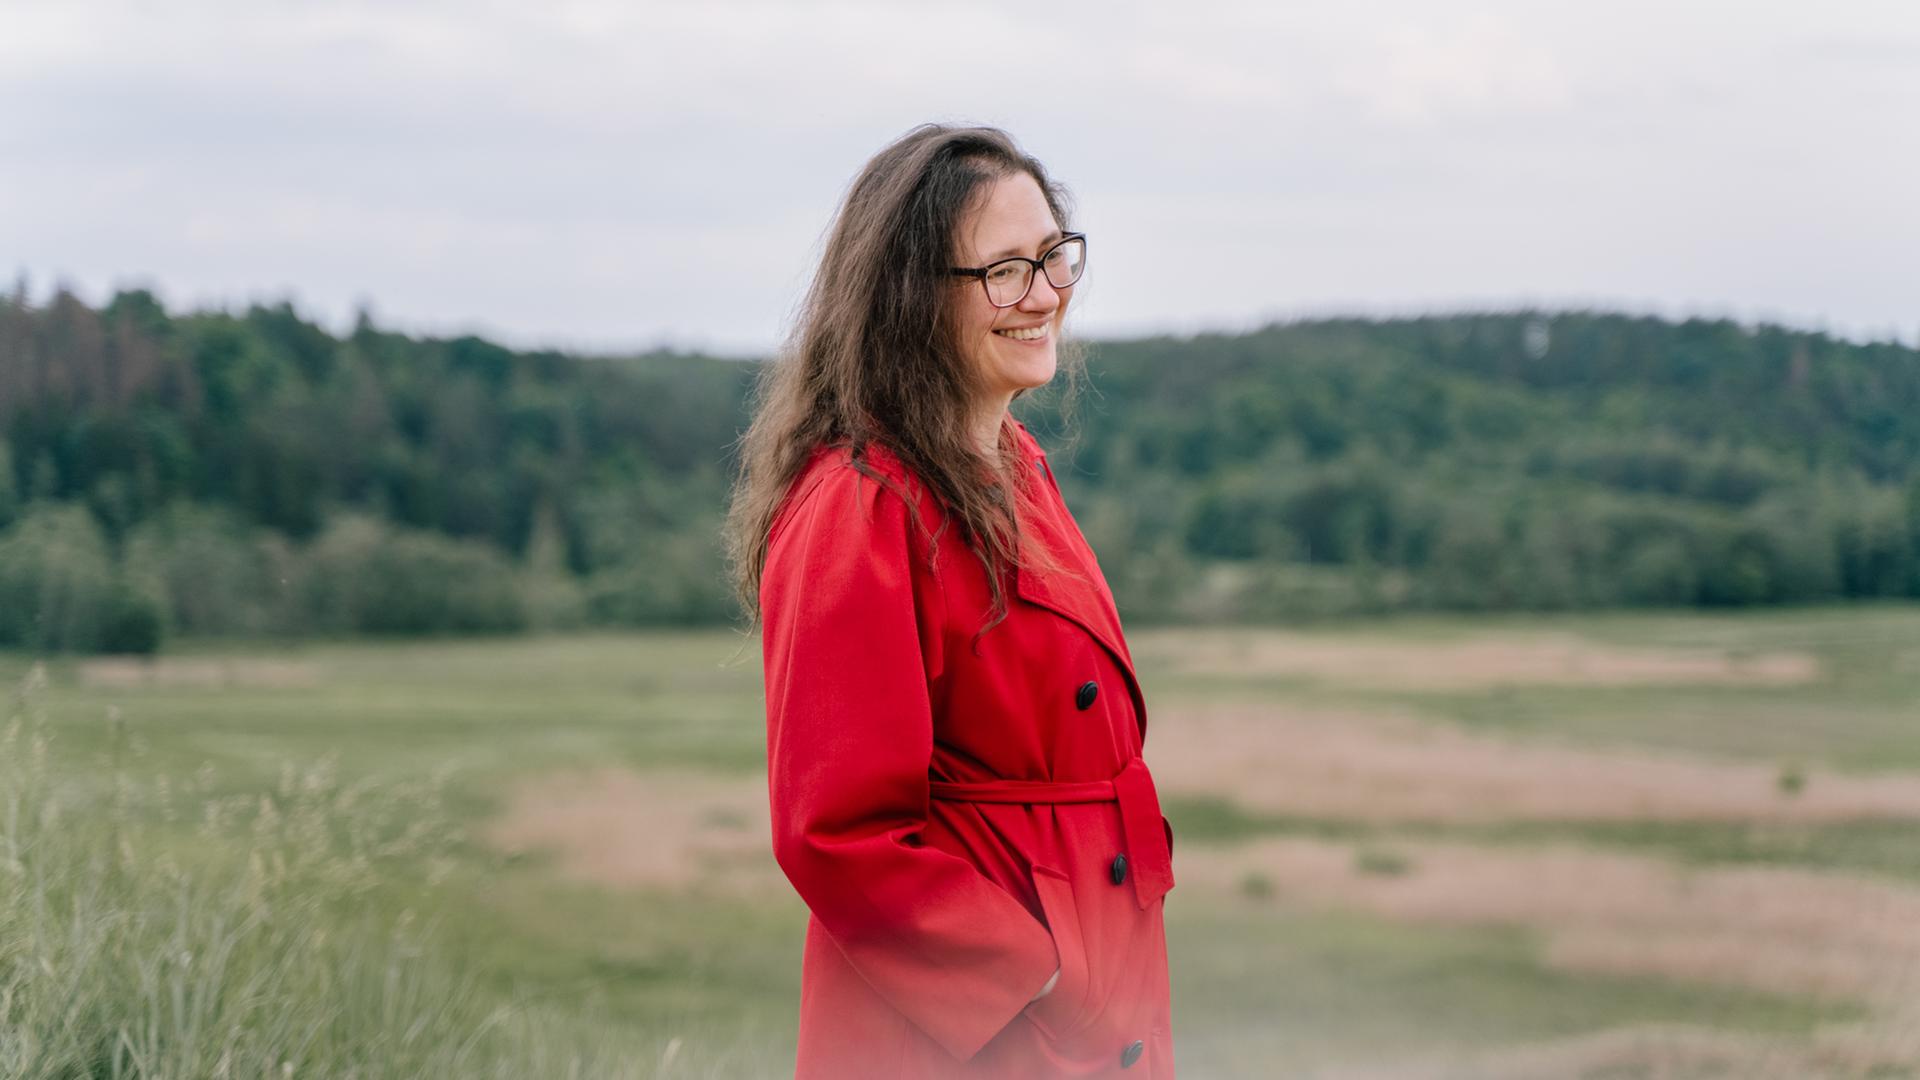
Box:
[983,259,1033,307]
[1042,237,1086,289]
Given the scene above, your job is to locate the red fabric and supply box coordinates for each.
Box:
[760,419,1176,1078]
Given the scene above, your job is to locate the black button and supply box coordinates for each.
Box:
[1110,854,1129,885]
[1120,1040,1145,1068]
[1075,680,1098,710]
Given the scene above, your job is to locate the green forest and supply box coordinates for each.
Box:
[4,283,1918,653]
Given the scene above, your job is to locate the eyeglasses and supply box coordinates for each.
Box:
[948,233,1087,308]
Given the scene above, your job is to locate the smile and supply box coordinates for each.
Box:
[995,325,1050,342]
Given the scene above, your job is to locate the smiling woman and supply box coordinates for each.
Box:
[945,180,1089,446]
[725,125,1177,1078]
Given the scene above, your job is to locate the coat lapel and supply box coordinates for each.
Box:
[1012,455,1149,742]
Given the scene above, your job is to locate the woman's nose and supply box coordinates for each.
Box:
[1019,271,1062,313]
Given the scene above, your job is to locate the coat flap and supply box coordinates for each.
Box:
[1113,757,1176,909]
[1012,562,1127,671]
[1014,561,1148,743]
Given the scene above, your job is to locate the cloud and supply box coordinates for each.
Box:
[1346,14,1570,124]
[6,0,1918,352]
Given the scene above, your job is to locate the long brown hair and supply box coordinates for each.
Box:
[724,123,1086,639]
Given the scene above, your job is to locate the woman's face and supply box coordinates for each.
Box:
[951,171,1074,408]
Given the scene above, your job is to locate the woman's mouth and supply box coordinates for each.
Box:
[994,325,1050,342]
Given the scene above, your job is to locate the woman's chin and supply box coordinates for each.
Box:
[996,349,1057,390]
[1012,361,1057,392]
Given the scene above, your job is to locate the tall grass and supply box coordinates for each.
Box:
[0,663,704,1079]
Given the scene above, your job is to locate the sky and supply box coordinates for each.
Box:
[6,0,1918,356]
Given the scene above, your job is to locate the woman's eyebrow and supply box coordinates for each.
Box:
[983,230,1063,262]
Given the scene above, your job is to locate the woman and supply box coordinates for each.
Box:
[726,124,1175,1078]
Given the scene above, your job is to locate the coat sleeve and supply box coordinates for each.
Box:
[760,461,1061,1062]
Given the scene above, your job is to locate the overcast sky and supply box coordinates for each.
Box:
[6,0,1918,355]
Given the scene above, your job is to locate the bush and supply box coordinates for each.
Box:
[300,514,528,635]
[123,503,295,638]
[95,582,164,654]
[0,503,161,653]
[582,530,734,626]
[1617,535,1700,605]
[0,441,17,530]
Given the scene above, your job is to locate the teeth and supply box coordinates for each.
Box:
[996,326,1048,341]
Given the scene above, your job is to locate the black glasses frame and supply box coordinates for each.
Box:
[947,233,1088,308]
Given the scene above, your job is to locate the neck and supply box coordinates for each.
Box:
[972,398,1011,458]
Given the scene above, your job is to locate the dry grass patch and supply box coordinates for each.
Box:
[485,767,776,893]
[1179,837,1920,1011]
[1333,1022,1920,1080]
[1145,629,1819,691]
[1149,703,1920,824]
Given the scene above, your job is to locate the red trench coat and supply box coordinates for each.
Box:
[760,419,1176,1078]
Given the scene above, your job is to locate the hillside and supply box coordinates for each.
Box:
[3,284,1916,652]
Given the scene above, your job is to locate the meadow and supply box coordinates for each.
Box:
[5,606,1920,1078]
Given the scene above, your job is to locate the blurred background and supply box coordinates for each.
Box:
[5,1,1920,1076]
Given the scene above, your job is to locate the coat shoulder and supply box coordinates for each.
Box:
[768,441,939,550]
[792,440,928,505]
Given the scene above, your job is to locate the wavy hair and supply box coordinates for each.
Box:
[724,123,1086,641]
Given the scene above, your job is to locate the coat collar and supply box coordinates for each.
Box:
[1009,418,1047,467]
[1009,420,1149,741]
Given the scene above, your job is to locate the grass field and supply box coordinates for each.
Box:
[5,605,1920,1077]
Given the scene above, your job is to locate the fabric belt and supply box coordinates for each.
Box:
[927,756,1175,910]
[925,778,1116,803]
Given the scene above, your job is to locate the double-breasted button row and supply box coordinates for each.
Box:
[1120,1039,1145,1068]
[1074,680,1098,710]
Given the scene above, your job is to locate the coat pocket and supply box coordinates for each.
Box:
[1022,862,1166,1067]
[1022,865,1092,1042]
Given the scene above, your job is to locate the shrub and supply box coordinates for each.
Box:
[300,515,527,635]
[0,503,161,653]
[123,503,295,637]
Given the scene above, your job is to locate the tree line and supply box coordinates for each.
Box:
[3,282,1917,652]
